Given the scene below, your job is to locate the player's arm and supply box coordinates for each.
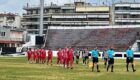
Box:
[132,50,134,58]
[113,50,115,57]
[74,51,77,56]
[98,50,101,57]
[126,50,128,57]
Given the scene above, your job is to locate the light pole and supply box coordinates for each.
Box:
[39,0,44,36]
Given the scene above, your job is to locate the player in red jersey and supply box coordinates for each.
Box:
[62,47,69,68]
[33,49,36,63]
[38,48,42,64]
[67,47,74,69]
[27,48,33,63]
[57,48,63,66]
[47,49,53,65]
[34,49,38,63]
[42,48,46,64]
[36,49,40,63]
[39,48,46,64]
[39,48,44,64]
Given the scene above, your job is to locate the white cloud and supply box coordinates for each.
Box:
[0,0,29,15]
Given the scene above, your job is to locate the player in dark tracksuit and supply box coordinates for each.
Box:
[103,49,108,68]
[74,48,80,64]
[126,47,136,72]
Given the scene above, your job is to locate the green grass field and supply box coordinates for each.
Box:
[0,57,140,80]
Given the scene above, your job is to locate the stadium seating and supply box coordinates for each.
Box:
[45,28,140,51]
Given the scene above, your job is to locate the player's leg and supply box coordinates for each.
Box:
[70,57,73,69]
[63,58,65,68]
[41,57,43,64]
[57,57,59,64]
[92,57,94,72]
[111,58,114,72]
[65,58,67,68]
[44,57,46,64]
[83,57,86,65]
[50,57,52,65]
[47,57,49,65]
[107,58,110,72]
[87,57,89,65]
[131,58,136,72]
[27,55,30,63]
[111,64,114,72]
[126,57,129,72]
[67,58,69,68]
[76,56,79,64]
[83,57,85,65]
[36,57,39,64]
[86,56,89,65]
[96,58,100,72]
[60,57,63,66]
[85,57,88,65]
[96,63,100,72]
[104,58,107,68]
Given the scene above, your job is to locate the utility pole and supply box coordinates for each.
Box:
[39,0,44,36]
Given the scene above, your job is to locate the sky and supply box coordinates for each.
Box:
[0,0,140,16]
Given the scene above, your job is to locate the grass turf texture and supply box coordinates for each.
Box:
[0,57,139,80]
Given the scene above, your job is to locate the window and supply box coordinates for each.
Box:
[115,7,130,10]
[0,32,6,37]
[0,16,4,19]
[11,43,15,47]
[131,8,140,10]
[8,16,15,20]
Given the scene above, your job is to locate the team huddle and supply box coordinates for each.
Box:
[27,46,136,72]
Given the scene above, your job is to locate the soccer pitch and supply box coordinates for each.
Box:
[0,57,139,80]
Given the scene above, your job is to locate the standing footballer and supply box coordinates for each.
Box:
[103,49,108,68]
[74,48,80,64]
[91,47,100,72]
[27,48,33,63]
[107,47,115,72]
[126,46,136,72]
[67,47,74,69]
[47,49,53,65]
[57,48,63,66]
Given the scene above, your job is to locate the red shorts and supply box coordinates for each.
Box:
[28,54,32,59]
[28,56,31,60]
[63,57,68,64]
[48,56,52,60]
[42,56,46,60]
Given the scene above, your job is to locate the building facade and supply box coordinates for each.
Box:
[22,2,110,34]
[22,2,140,35]
[112,3,140,25]
[0,13,21,28]
[0,26,24,48]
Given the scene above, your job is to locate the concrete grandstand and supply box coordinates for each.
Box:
[45,26,140,52]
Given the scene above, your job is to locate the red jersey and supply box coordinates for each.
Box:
[57,50,62,58]
[42,49,46,58]
[68,49,73,58]
[33,50,36,59]
[62,48,68,58]
[27,50,32,57]
[36,50,40,58]
[39,49,44,58]
[48,50,53,57]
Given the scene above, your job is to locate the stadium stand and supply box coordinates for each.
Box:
[45,28,140,51]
